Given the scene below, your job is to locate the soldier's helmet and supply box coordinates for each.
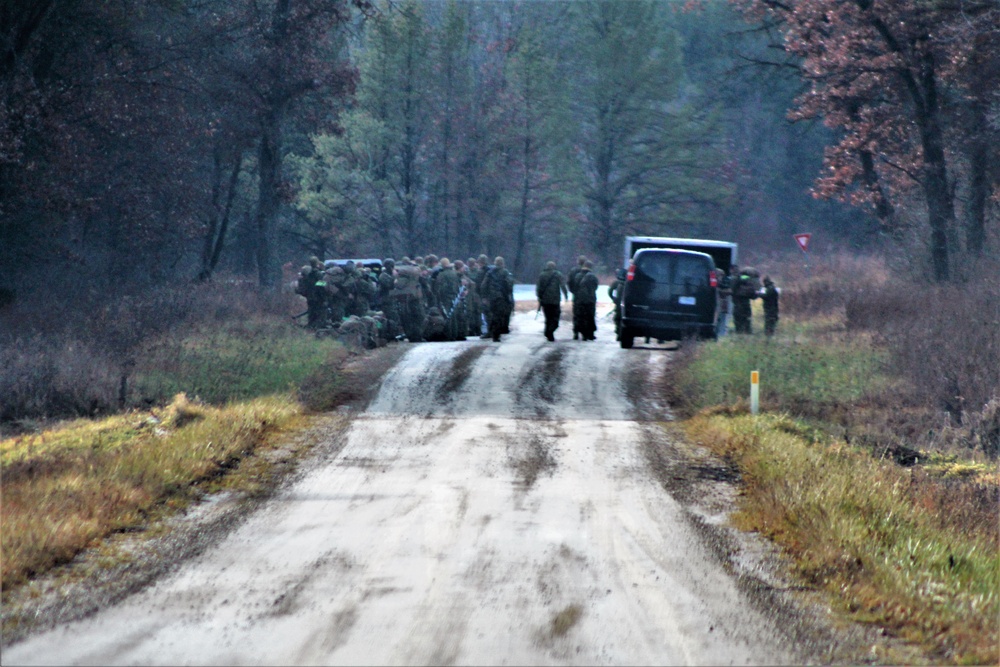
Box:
[383,258,395,270]
[439,258,451,269]
[344,260,356,272]
[309,256,321,267]
[546,261,556,270]
[300,265,311,275]
[478,254,489,265]
[763,276,773,287]
[494,256,505,269]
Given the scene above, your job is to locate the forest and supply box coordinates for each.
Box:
[3,0,995,296]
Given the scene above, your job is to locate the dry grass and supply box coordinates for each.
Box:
[682,412,999,664]
[1,393,302,591]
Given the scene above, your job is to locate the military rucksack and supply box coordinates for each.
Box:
[356,274,376,300]
[735,269,761,298]
[394,264,421,297]
[323,266,346,296]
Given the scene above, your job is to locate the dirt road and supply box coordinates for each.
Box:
[5,310,798,665]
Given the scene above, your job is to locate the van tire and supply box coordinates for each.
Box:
[620,328,634,349]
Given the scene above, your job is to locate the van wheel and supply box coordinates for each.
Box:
[620,328,634,349]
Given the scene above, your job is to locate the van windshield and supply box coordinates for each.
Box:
[634,252,709,286]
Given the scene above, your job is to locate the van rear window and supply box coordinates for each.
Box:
[634,252,710,286]
[674,255,710,287]
[634,253,672,281]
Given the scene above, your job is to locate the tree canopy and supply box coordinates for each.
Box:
[2,0,994,296]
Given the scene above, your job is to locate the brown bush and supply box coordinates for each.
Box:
[844,277,1000,456]
[752,251,891,318]
[0,337,120,424]
[0,278,300,428]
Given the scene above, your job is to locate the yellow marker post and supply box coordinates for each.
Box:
[750,370,760,415]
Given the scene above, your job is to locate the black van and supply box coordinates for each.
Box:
[618,248,720,348]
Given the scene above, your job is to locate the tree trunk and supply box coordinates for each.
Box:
[916,50,952,282]
[966,107,988,256]
[256,108,282,289]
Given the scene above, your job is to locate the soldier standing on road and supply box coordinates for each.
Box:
[761,276,780,337]
[378,258,401,338]
[434,258,465,341]
[716,267,733,337]
[459,260,481,338]
[354,265,377,316]
[483,256,514,342]
[394,257,426,342]
[608,268,625,340]
[575,260,599,341]
[536,261,568,342]
[567,255,587,340]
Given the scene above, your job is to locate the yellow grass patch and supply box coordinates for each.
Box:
[1,394,301,590]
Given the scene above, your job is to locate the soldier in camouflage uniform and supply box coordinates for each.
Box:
[354,266,377,316]
[731,265,760,335]
[608,268,625,339]
[322,263,350,325]
[434,258,465,341]
[296,263,325,329]
[378,258,401,338]
[394,257,426,342]
[567,255,587,340]
[472,254,491,337]
[761,276,779,337]
[482,256,514,342]
[536,261,568,342]
[574,260,599,341]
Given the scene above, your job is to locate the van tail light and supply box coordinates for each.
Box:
[709,269,718,288]
[626,263,636,281]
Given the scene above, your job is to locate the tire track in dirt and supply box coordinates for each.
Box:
[4,310,805,666]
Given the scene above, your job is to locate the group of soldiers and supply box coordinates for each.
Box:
[534,256,600,342]
[718,266,780,336]
[296,254,517,344]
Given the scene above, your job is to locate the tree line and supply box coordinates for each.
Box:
[1,0,995,298]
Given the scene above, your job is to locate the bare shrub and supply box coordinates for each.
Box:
[845,276,1000,456]
[0,278,301,427]
[0,336,119,424]
[753,251,890,318]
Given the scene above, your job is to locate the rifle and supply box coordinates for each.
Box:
[292,310,309,320]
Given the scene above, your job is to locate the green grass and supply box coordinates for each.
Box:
[133,321,345,406]
[684,413,999,664]
[674,332,891,412]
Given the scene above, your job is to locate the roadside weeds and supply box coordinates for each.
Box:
[0,342,406,643]
[679,411,998,664]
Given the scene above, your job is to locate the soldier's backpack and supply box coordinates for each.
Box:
[394,264,421,297]
[482,267,507,302]
[356,273,376,301]
[423,306,447,341]
[296,267,320,297]
[323,265,346,296]
[735,268,761,298]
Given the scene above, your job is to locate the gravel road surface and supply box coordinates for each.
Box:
[4,309,797,666]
